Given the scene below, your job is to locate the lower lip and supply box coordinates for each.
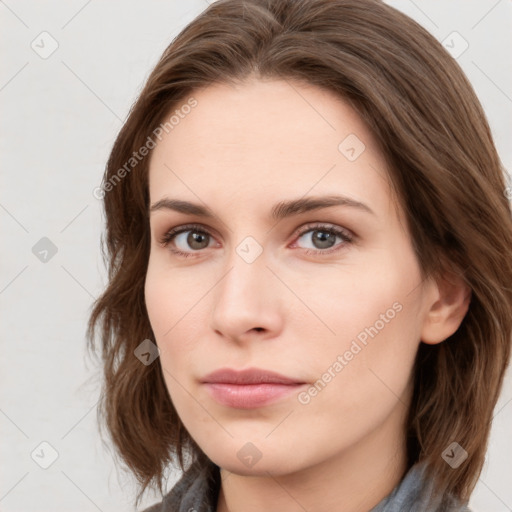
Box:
[203,382,305,409]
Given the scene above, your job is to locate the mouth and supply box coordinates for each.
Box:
[202,382,306,409]
[200,367,307,409]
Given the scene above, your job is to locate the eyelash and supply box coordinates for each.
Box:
[158,222,354,259]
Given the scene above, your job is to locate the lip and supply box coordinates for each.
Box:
[201,367,304,385]
[201,367,306,409]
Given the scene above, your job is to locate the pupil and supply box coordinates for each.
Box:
[314,230,334,249]
[189,232,208,249]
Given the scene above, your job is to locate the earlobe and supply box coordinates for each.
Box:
[420,271,472,345]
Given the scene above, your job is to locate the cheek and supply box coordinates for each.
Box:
[304,247,423,401]
[144,264,169,339]
[307,292,419,403]
[144,255,205,342]
[314,256,420,347]
[294,291,420,455]
[144,260,208,382]
[145,263,186,386]
[144,273,193,411]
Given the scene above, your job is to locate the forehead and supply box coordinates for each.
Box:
[147,78,398,223]
[151,78,378,161]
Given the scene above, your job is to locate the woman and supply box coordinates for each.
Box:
[87,0,512,510]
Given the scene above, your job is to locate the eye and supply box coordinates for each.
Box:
[292,223,354,255]
[157,222,354,258]
[158,223,216,258]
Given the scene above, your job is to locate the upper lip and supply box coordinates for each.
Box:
[201,367,304,385]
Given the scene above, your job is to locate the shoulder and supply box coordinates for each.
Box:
[370,462,473,512]
[139,458,220,512]
[139,502,163,512]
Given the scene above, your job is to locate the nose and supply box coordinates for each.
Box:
[209,246,284,343]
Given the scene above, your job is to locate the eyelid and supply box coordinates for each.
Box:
[157,223,217,247]
[157,221,355,256]
[292,222,354,242]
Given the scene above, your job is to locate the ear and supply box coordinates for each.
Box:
[421,270,472,345]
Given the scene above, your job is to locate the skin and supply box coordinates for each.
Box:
[145,77,470,512]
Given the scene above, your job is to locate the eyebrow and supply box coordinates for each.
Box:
[149,195,375,221]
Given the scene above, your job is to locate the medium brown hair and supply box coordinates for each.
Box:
[87,0,512,507]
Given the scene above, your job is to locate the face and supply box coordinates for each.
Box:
[145,78,436,476]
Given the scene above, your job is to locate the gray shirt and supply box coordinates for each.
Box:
[141,458,472,512]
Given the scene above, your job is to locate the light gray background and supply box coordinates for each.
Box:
[1,1,511,511]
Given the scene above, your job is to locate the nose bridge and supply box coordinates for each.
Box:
[210,237,281,338]
[217,240,270,309]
